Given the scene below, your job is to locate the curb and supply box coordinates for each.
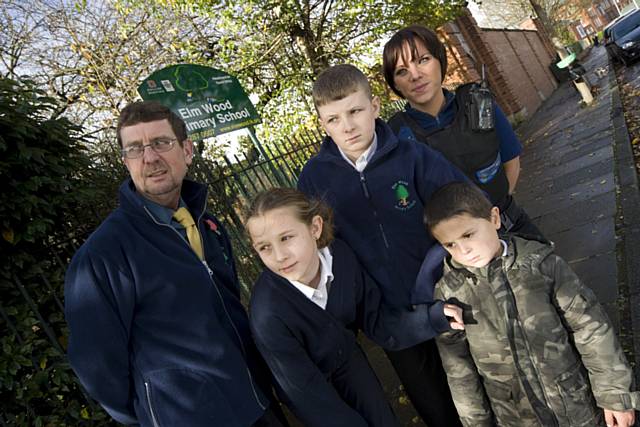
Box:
[607,54,640,387]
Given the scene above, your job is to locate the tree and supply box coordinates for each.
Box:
[3,0,466,154]
[467,0,535,29]
[118,0,467,141]
[0,0,232,158]
[395,183,410,206]
[528,0,594,42]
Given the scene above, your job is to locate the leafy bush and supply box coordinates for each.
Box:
[0,77,118,425]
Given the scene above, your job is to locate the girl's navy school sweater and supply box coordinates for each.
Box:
[249,239,445,426]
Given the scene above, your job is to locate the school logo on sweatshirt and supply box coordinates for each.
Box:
[392,181,416,211]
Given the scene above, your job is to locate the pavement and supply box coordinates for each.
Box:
[515,44,640,386]
[367,45,640,426]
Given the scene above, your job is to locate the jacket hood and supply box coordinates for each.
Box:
[442,235,555,289]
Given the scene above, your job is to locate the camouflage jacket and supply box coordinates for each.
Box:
[434,236,639,427]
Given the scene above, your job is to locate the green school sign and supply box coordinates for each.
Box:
[137,64,261,141]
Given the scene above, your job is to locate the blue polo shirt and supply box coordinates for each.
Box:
[139,195,190,240]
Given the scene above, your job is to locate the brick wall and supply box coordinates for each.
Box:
[440,10,557,120]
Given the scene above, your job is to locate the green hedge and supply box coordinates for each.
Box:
[0,77,118,425]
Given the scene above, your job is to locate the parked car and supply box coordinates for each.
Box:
[603,14,625,45]
[605,8,640,66]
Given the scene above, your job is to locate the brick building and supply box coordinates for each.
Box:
[563,0,637,41]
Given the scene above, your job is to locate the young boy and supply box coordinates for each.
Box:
[297,63,468,426]
[425,182,639,427]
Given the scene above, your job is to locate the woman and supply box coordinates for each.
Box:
[382,25,542,237]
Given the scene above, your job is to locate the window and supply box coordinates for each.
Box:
[612,10,640,39]
[576,24,587,38]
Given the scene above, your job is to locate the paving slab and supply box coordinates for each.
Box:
[608,53,640,386]
[518,172,615,216]
[530,191,615,235]
[569,252,618,305]
[549,216,615,263]
[521,160,612,200]
[603,302,621,333]
[521,138,612,172]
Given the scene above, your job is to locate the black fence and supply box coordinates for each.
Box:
[2,228,109,425]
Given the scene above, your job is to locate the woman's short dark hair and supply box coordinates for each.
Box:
[382,25,448,99]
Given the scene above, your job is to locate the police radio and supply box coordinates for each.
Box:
[467,65,495,131]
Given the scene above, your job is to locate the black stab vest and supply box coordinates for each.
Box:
[388,83,509,204]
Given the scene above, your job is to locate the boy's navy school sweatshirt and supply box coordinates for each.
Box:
[297,119,468,341]
[250,238,444,426]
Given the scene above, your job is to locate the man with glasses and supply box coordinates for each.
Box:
[64,101,287,427]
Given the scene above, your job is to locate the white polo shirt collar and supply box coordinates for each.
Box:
[337,134,378,172]
[288,247,334,309]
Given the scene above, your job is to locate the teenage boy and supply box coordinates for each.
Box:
[297,64,467,426]
[426,182,639,427]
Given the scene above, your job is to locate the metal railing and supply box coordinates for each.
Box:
[189,128,323,297]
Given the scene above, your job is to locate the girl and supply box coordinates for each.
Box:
[245,188,463,427]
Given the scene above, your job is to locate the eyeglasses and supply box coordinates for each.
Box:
[121,138,178,159]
